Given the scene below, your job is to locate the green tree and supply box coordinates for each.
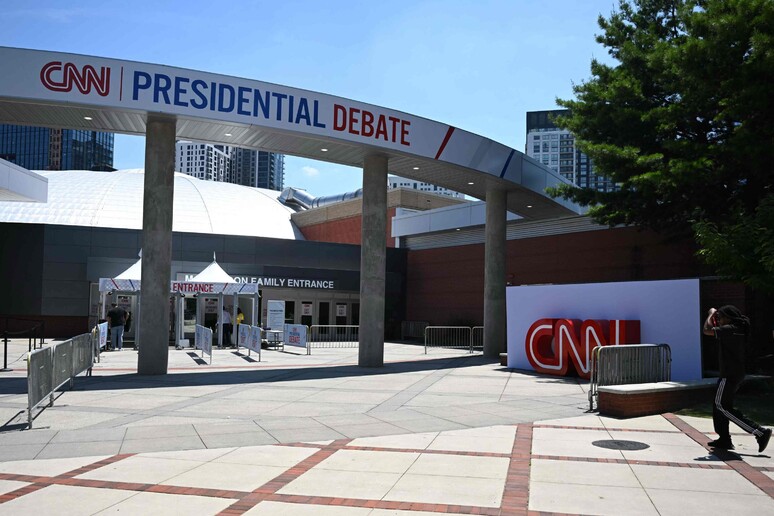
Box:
[550,0,774,290]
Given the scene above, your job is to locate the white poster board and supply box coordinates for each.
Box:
[267,300,285,329]
[336,304,347,317]
[237,323,250,350]
[302,303,313,316]
[506,278,702,381]
[248,326,262,356]
[284,324,308,353]
[195,324,213,363]
[97,322,108,349]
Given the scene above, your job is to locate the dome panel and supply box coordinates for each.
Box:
[0,169,302,240]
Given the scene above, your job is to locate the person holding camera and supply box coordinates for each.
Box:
[703,305,771,452]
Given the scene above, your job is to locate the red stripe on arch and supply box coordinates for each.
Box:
[434,126,455,160]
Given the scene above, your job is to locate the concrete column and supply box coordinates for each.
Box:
[483,186,506,358]
[138,115,176,375]
[358,154,388,367]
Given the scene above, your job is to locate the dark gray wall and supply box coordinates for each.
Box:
[0,223,407,326]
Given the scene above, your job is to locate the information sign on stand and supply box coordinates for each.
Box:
[284,324,309,355]
[267,300,285,329]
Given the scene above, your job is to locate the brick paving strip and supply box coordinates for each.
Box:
[663,412,774,498]
[0,434,521,515]
[3,415,768,514]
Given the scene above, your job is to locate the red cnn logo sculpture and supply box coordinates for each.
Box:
[525,319,641,379]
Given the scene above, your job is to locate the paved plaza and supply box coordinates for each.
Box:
[0,341,771,514]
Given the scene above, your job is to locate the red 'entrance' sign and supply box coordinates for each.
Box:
[525,319,641,379]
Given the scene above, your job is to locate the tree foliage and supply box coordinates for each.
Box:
[550,0,774,289]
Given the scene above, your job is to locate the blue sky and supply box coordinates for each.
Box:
[2,0,617,196]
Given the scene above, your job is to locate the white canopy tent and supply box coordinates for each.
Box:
[99,254,259,350]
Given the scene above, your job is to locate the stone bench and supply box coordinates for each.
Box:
[597,379,717,418]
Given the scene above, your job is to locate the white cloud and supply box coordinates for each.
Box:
[301,166,320,178]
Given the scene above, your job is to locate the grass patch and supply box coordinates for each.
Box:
[675,379,774,425]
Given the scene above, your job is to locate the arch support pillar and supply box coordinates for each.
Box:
[138,115,176,375]
[483,186,506,358]
[358,154,387,367]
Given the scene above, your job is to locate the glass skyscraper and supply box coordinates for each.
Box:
[525,110,617,192]
[0,124,114,171]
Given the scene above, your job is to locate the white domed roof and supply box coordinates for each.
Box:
[0,169,303,240]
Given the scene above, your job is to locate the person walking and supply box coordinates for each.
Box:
[221,306,233,348]
[703,305,771,452]
[107,303,128,351]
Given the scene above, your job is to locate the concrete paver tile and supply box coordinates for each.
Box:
[93,490,237,515]
[0,455,105,477]
[199,430,279,449]
[36,440,122,460]
[263,401,376,418]
[278,469,402,499]
[333,421,411,439]
[254,416,330,431]
[620,443,723,464]
[245,501,370,515]
[390,417,469,434]
[384,473,505,507]
[607,430,700,446]
[0,429,56,444]
[428,434,514,454]
[599,414,677,431]
[318,449,419,473]
[265,426,347,443]
[139,447,235,462]
[214,444,319,467]
[0,443,46,461]
[369,511,444,516]
[172,398,289,418]
[123,423,198,439]
[163,461,288,491]
[438,412,517,428]
[536,414,606,428]
[404,393,499,407]
[631,464,766,494]
[407,453,509,479]
[77,455,204,483]
[529,481,659,515]
[646,488,774,516]
[192,421,263,436]
[119,435,206,454]
[49,427,126,444]
[29,410,123,430]
[531,434,625,460]
[0,484,136,515]
[223,387,319,401]
[348,431,438,450]
[0,479,29,495]
[304,390,396,404]
[531,458,641,487]
[533,427,611,442]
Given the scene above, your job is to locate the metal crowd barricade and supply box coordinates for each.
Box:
[588,343,672,411]
[308,325,359,352]
[27,332,95,429]
[401,321,428,341]
[424,326,474,353]
[471,326,484,351]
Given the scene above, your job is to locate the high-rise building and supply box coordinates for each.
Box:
[232,148,285,191]
[0,124,114,171]
[525,110,617,192]
[175,141,232,182]
[387,176,464,199]
[176,142,284,191]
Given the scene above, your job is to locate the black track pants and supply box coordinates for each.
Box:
[713,377,764,440]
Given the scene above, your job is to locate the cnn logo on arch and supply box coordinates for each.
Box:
[40,61,111,96]
[525,318,641,379]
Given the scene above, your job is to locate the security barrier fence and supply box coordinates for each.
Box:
[401,321,428,341]
[424,326,484,354]
[308,325,359,349]
[588,343,672,411]
[28,332,93,429]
